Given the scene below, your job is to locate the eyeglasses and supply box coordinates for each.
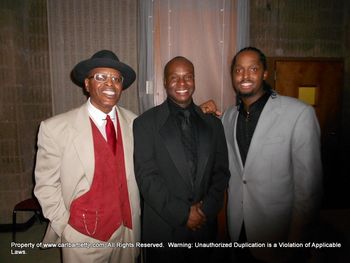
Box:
[88,73,123,84]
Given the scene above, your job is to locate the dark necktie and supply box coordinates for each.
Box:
[105,115,116,155]
[179,110,197,179]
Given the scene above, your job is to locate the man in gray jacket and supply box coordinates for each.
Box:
[206,47,322,262]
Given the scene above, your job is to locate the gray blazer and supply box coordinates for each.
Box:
[222,94,322,245]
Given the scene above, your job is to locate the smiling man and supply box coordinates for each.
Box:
[222,47,323,262]
[133,56,230,263]
[34,50,140,263]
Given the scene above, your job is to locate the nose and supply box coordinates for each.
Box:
[105,76,113,86]
[243,69,249,80]
[177,76,186,86]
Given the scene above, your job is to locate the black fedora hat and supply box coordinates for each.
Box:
[72,50,136,90]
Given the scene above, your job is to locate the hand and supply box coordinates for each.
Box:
[200,100,222,117]
[186,202,206,231]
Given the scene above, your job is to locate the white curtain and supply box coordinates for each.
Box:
[237,0,250,50]
[138,0,250,113]
[138,0,155,113]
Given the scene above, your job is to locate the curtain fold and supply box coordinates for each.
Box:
[237,0,250,50]
[138,0,155,113]
[138,0,250,113]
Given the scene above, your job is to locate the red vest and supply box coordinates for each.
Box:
[68,116,132,241]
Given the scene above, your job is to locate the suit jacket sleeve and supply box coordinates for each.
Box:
[289,105,323,240]
[133,118,190,227]
[34,121,69,237]
[201,118,230,221]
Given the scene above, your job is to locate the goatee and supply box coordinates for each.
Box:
[237,91,254,98]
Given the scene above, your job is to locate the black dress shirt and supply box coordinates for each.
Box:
[167,98,199,181]
[236,92,271,166]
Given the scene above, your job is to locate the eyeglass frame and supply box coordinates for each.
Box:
[87,73,124,84]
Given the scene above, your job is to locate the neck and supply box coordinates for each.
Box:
[241,91,266,111]
[242,98,255,111]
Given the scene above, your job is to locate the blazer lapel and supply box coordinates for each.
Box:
[116,106,133,180]
[224,108,243,174]
[158,102,193,190]
[72,104,95,185]
[245,96,282,168]
[194,108,211,188]
[231,110,244,173]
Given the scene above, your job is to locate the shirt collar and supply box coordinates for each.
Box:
[167,97,196,116]
[237,90,271,113]
[87,98,116,126]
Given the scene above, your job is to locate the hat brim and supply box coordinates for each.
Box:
[72,57,136,90]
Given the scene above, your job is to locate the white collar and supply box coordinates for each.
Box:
[87,98,116,126]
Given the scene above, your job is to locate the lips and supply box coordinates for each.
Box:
[175,89,188,94]
[240,82,253,89]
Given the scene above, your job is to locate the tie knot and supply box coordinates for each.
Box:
[180,109,191,119]
[106,115,112,121]
[179,110,191,130]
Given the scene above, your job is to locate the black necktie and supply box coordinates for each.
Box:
[179,110,197,180]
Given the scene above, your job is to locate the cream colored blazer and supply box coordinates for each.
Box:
[34,103,140,244]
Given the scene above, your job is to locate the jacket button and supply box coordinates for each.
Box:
[243,180,247,184]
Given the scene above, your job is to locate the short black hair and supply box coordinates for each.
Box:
[231,47,273,100]
[230,46,267,74]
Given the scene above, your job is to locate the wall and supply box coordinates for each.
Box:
[0,0,139,225]
[46,0,139,116]
[250,0,349,148]
[0,0,51,223]
[250,0,350,207]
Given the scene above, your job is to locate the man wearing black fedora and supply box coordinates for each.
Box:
[34,50,140,263]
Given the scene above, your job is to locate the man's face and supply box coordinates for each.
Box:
[164,58,195,108]
[84,67,123,113]
[232,50,268,101]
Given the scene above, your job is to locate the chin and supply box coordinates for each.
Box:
[238,91,254,98]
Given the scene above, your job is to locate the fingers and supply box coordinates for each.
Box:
[200,100,221,116]
[215,110,223,116]
[196,207,206,219]
[186,203,207,231]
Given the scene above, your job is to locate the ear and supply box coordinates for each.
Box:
[263,70,268,80]
[84,79,90,92]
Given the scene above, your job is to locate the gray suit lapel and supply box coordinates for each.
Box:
[245,96,282,168]
[223,107,243,173]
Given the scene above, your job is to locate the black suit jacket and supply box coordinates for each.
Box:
[133,100,230,243]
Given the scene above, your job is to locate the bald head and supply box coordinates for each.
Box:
[164,56,194,78]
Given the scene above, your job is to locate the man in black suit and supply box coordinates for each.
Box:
[133,56,230,263]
